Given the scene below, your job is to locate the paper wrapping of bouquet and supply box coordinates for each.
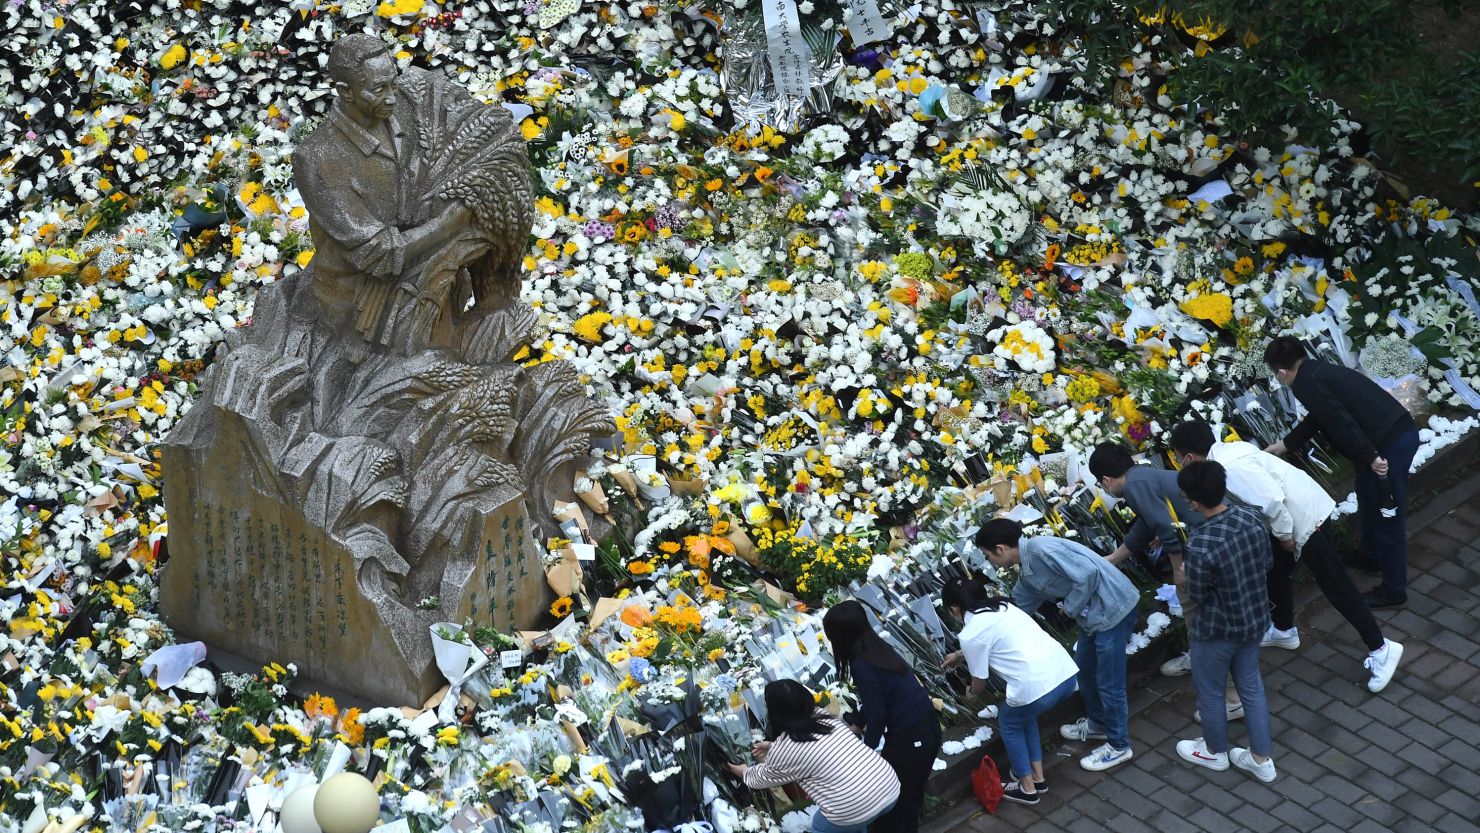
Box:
[573,469,609,515]
[160,438,551,705]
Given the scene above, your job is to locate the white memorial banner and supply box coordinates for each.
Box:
[845,0,893,46]
[762,0,813,100]
[1446,274,1480,320]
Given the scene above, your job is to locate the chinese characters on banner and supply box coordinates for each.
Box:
[844,0,893,46]
[761,0,813,101]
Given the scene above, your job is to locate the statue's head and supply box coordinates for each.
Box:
[328,34,398,123]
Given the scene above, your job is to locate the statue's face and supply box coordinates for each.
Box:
[343,54,398,123]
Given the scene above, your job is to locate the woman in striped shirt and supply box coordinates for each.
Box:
[727,679,901,833]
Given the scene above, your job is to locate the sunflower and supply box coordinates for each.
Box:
[549,596,574,618]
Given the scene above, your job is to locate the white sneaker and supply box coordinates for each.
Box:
[1261,625,1300,651]
[1160,652,1192,676]
[1176,738,1229,771]
[1230,747,1278,783]
[1080,742,1134,771]
[1060,717,1108,742]
[1364,639,1404,693]
[1194,702,1245,723]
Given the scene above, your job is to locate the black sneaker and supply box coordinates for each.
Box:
[1034,779,1048,795]
[1001,781,1041,805]
[1362,589,1406,609]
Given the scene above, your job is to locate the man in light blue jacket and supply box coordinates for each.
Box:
[976,518,1140,773]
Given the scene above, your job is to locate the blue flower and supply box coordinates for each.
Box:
[629,656,656,683]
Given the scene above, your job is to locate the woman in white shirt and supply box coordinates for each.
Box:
[942,579,1079,805]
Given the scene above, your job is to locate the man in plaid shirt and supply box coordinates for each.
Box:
[1173,461,1280,784]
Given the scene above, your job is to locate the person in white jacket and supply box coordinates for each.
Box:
[1170,420,1403,694]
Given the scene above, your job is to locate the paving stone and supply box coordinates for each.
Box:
[1279,727,1327,761]
[1393,791,1450,825]
[1393,672,1452,704]
[1435,737,1477,766]
[1267,772,1326,808]
[1397,714,1454,750]
[1148,783,1203,817]
[1154,759,1207,793]
[1437,760,1480,796]
[1042,803,1081,827]
[1268,800,1322,829]
[1307,797,1364,828]
[1351,795,1406,827]
[1233,806,1282,833]
[1353,767,1410,802]
[1356,694,1415,728]
[1428,628,1480,662]
[1394,688,1455,726]
[1321,724,1370,758]
[1393,766,1449,795]
[1312,771,1370,805]
[1125,716,1171,747]
[1107,765,1164,799]
[1388,610,1443,640]
[1439,693,1480,719]
[1144,807,1193,833]
[1063,817,1109,833]
[1432,514,1478,542]
[1395,738,1451,772]
[1102,785,1157,820]
[1403,649,1456,680]
[1435,814,1480,833]
[1355,719,1414,753]
[1102,814,1156,833]
[1277,680,1333,713]
[1187,806,1244,833]
[1190,781,1246,816]
[1065,794,1118,822]
[1427,558,1474,585]
[1435,788,1480,819]
[999,813,1041,832]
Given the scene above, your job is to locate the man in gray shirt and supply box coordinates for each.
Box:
[976,518,1140,773]
[1090,442,1243,721]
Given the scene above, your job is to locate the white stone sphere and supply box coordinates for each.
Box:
[280,784,322,833]
[313,773,381,833]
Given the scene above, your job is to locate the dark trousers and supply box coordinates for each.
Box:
[1267,527,1385,652]
[869,713,943,833]
[1353,426,1420,598]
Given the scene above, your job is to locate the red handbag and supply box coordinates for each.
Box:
[971,754,1004,814]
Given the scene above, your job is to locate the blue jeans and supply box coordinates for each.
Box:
[1074,608,1137,751]
[811,800,896,833]
[1190,637,1272,757]
[1353,426,1420,598]
[999,675,1077,778]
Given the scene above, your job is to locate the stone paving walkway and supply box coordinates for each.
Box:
[928,470,1480,833]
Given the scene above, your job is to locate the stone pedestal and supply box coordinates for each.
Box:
[161,410,551,705]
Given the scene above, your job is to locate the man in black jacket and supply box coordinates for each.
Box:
[1262,337,1420,608]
